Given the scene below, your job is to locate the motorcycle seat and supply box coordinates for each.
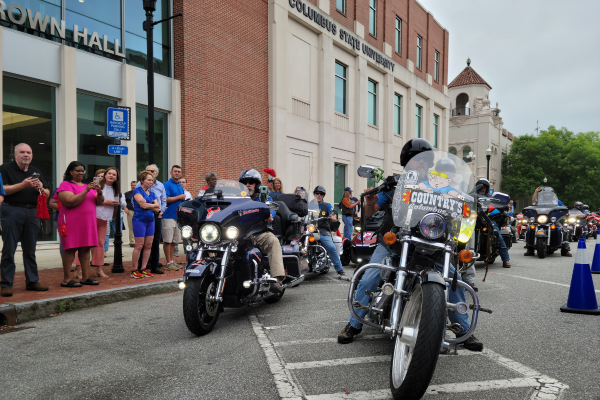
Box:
[275,201,299,235]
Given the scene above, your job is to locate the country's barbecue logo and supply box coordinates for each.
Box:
[206,207,221,219]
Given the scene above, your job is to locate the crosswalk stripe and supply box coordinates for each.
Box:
[285,355,391,370]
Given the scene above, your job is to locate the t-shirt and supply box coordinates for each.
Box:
[0,161,47,205]
[132,187,157,222]
[96,184,126,221]
[163,178,185,219]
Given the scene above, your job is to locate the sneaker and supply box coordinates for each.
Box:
[131,270,143,279]
[163,262,177,271]
[337,270,345,276]
[338,323,362,344]
[140,270,154,278]
[461,334,483,352]
[466,282,479,292]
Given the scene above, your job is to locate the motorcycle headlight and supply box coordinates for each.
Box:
[225,226,239,240]
[181,225,193,239]
[521,219,527,224]
[354,226,361,232]
[419,213,446,240]
[537,215,548,223]
[307,224,316,233]
[529,217,535,223]
[568,218,576,223]
[200,223,220,243]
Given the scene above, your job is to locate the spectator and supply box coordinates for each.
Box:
[294,186,307,200]
[135,164,166,274]
[340,187,359,241]
[163,165,185,270]
[124,181,136,247]
[351,195,361,218]
[94,169,106,183]
[179,177,193,200]
[55,161,103,287]
[267,177,275,193]
[199,172,217,195]
[131,171,160,278]
[0,143,49,297]
[271,178,284,194]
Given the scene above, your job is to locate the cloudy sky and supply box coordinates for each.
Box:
[420,0,600,136]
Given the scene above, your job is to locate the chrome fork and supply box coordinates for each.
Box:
[390,241,409,336]
[212,248,230,302]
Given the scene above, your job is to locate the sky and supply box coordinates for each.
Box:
[419,0,600,136]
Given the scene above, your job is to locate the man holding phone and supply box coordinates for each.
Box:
[0,143,50,297]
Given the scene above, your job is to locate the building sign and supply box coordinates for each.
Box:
[0,1,125,57]
[288,0,395,72]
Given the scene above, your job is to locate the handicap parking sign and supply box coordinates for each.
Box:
[106,107,131,140]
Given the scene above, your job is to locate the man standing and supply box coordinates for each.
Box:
[340,187,359,241]
[163,165,185,270]
[136,164,167,274]
[0,143,49,297]
[124,181,136,247]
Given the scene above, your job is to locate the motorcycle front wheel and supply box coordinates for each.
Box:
[183,276,221,336]
[390,283,446,400]
[536,237,547,259]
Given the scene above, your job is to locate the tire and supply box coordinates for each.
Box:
[340,250,351,266]
[263,289,285,304]
[536,237,546,259]
[182,276,221,336]
[390,283,446,400]
[488,256,496,265]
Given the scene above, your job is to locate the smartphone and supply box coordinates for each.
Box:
[93,177,100,184]
[32,172,40,180]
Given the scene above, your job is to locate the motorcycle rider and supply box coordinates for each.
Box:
[509,200,518,243]
[239,169,286,293]
[308,186,346,277]
[476,179,511,268]
[532,186,564,206]
[337,138,483,351]
[526,188,572,257]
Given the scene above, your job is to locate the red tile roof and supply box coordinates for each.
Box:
[449,66,492,89]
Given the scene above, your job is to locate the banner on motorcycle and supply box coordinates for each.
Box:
[400,188,472,220]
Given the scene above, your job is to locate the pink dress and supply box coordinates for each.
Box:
[55,181,99,250]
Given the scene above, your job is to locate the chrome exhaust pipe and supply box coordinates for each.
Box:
[283,274,305,288]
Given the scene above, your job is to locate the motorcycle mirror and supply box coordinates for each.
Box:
[357,165,377,179]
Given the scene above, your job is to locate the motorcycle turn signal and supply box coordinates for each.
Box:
[383,232,397,245]
[458,249,473,263]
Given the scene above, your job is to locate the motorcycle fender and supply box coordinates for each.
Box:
[184,260,217,278]
[535,231,547,238]
[418,270,446,288]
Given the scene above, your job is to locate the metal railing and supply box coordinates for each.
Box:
[452,107,470,116]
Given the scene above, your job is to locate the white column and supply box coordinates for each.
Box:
[56,46,78,182]
[118,64,137,185]
[426,98,434,143]
[169,79,181,168]
[382,72,394,174]
[407,87,416,140]
[441,106,449,151]
[318,34,334,192]
[354,56,367,174]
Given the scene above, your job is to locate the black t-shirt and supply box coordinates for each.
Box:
[0,161,49,205]
[124,190,134,210]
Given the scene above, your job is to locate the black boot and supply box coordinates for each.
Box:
[337,323,362,344]
[461,334,483,351]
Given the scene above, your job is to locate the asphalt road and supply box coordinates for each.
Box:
[2,240,600,400]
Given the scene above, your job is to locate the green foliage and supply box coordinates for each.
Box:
[58,301,74,313]
[502,126,600,210]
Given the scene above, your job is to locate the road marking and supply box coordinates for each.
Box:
[494,272,600,293]
[305,389,392,399]
[273,334,387,347]
[264,321,348,330]
[285,356,391,370]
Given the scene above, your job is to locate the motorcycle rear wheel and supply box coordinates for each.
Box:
[390,283,446,400]
[183,276,221,336]
[536,237,546,259]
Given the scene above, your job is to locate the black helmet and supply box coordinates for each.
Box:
[400,138,434,167]
[313,185,326,195]
[583,204,589,211]
[239,169,262,186]
[434,158,456,175]
[475,178,490,195]
[574,201,583,210]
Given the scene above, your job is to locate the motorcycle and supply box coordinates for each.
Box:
[177,180,304,336]
[341,211,384,266]
[565,209,587,242]
[516,213,528,240]
[586,213,599,240]
[301,207,336,274]
[348,152,490,399]
[522,189,569,258]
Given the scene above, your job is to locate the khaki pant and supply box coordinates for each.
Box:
[127,211,135,245]
[254,231,285,278]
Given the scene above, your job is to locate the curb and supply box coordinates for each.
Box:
[12,279,180,325]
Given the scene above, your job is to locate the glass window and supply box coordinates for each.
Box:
[66,0,121,28]
[125,32,170,77]
[76,93,118,181]
[334,163,346,214]
[394,93,401,136]
[368,79,377,126]
[336,0,345,13]
[415,105,422,138]
[2,0,62,43]
[369,0,376,36]
[335,62,347,115]
[433,114,439,148]
[65,10,121,58]
[449,147,457,156]
[462,146,472,163]
[395,17,401,54]
[136,107,169,183]
[416,35,422,69]
[3,76,56,241]
[434,51,440,82]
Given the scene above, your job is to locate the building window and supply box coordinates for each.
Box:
[136,107,169,183]
[3,76,56,241]
[462,146,472,163]
[394,94,402,135]
[395,17,402,54]
[3,0,62,43]
[368,79,377,126]
[336,0,345,13]
[334,164,346,214]
[433,114,439,148]
[416,35,422,69]
[449,147,457,156]
[335,62,347,115]
[434,51,440,82]
[369,0,376,36]
[415,105,422,138]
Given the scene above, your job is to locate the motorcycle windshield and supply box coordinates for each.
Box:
[391,150,477,243]
[537,191,559,206]
[201,180,250,198]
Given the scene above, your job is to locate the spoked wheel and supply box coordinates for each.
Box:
[536,237,546,259]
[390,283,446,400]
[183,276,221,336]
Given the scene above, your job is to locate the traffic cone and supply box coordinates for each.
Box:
[560,238,600,315]
[591,234,600,274]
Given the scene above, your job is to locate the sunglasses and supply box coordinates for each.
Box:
[74,169,85,173]
[429,170,450,179]
[240,180,254,185]
[314,192,325,196]
[268,178,275,182]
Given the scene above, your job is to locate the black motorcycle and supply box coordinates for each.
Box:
[476,193,512,263]
[340,212,384,266]
[522,188,569,258]
[176,180,304,336]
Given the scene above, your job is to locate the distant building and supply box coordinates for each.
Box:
[448,59,513,191]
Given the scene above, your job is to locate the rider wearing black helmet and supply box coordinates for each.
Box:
[475,178,490,196]
[475,179,511,268]
[239,169,286,293]
[337,139,483,351]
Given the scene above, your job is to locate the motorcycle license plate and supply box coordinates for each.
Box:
[537,231,544,235]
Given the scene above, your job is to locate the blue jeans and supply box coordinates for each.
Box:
[319,234,344,273]
[349,244,470,335]
[342,215,354,241]
[492,222,510,261]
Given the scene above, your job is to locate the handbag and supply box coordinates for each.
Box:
[58,214,67,236]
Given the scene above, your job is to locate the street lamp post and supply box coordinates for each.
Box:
[486,148,492,181]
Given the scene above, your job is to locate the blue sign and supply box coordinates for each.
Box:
[108,145,129,155]
[106,107,130,140]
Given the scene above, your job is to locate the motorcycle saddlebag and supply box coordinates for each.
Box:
[281,244,302,276]
[271,194,308,217]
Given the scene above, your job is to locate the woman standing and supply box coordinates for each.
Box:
[272,178,284,194]
[91,167,125,277]
[131,171,160,278]
[55,161,103,287]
